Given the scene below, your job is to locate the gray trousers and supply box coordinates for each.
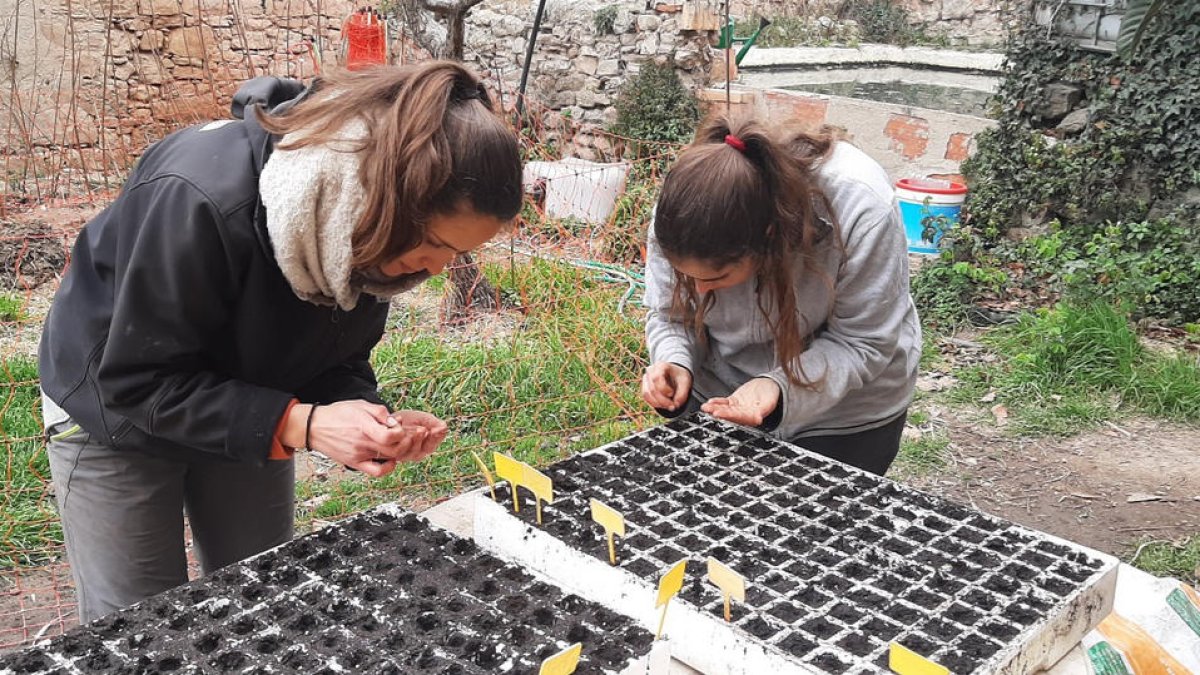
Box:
[46,421,294,624]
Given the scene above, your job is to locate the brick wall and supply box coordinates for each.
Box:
[699,86,995,180]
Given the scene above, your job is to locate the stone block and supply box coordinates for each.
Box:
[138,29,165,51]
[1034,81,1084,121]
[597,58,621,76]
[576,54,600,75]
[636,33,659,55]
[1055,107,1090,135]
[165,25,216,60]
[635,14,660,31]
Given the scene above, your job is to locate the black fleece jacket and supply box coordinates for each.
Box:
[38,77,391,466]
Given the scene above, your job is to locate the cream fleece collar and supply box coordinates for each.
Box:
[258,129,428,311]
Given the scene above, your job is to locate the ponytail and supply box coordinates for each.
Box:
[655,112,837,389]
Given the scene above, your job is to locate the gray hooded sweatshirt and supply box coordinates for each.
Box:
[644,141,921,439]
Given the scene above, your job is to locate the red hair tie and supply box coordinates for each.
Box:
[724,134,747,152]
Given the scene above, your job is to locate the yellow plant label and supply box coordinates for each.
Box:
[889,642,949,675]
[493,452,524,512]
[706,557,745,602]
[656,560,687,608]
[524,465,553,524]
[590,498,625,565]
[655,559,688,640]
[539,642,582,675]
[590,498,625,537]
[470,451,497,501]
[524,465,554,505]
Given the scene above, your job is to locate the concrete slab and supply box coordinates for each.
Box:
[740,45,1004,73]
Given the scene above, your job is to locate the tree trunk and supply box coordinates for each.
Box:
[418,0,496,326]
[445,11,466,59]
[440,252,499,325]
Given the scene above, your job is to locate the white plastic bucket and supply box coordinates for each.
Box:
[895,177,968,254]
[523,158,631,225]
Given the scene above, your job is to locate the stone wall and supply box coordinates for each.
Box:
[729,0,1021,46]
[898,0,1022,46]
[1,0,354,186]
[462,0,716,129]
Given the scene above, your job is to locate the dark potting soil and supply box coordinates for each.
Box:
[0,507,652,674]
[486,413,1111,674]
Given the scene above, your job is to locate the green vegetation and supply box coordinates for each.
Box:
[734,1,948,48]
[1129,536,1200,584]
[921,2,1200,327]
[840,0,932,46]
[0,293,26,323]
[895,433,950,475]
[296,259,651,524]
[945,302,1200,435]
[611,61,699,160]
[0,357,61,567]
[603,176,657,265]
[593,5,618,35]
[732,16,848,49]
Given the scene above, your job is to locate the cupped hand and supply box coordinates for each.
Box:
[388,410,449,462]
[307,400,426,477]
[700,377,781,427]
[641,362,693,411]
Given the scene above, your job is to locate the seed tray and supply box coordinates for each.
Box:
[475,413,1118,675]
[0,504,655,675]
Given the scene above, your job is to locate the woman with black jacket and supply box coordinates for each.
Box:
[38,61,523,622]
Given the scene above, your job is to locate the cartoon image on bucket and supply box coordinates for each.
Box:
[895,177,968,255]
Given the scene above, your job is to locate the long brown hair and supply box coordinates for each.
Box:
[258,61,522,270]
[654,112,837,388]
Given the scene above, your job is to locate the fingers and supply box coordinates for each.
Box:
[416,425,447,460]
[642,367,677,410]
[392,410,444,430]
[389,410,448,460]
[315,401,447,471]
[362,419,424,448]
[366,403,394,426]
[351,457,397,477]
[670,369,692,409]
[701,398,763,426]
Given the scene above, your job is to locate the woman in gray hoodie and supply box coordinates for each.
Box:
[641,113,921,475]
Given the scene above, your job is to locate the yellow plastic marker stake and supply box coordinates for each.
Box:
[493,452,524,513]
[589,498,626,565]
[538,642,582,675]
[470,451,498,502]
[889,642,949,675]
[523,465,554,525]
[655,560,687,640]
[706,557,745,623]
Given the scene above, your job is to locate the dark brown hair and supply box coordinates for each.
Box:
[258,61,522,270]
[654,112,838,388]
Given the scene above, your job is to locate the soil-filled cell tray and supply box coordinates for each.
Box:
[0,505,654,674]
[475,413,1117,675]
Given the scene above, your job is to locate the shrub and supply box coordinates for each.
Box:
[611,61,699,159]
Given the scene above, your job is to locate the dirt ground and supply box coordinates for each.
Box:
[1,212,1196,651]
[905,410,1199,559]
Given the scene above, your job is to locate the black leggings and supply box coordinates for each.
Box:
[789,412,907,476]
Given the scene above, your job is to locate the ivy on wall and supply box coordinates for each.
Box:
[920,1,1200,325]
[964,2,1200,237]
